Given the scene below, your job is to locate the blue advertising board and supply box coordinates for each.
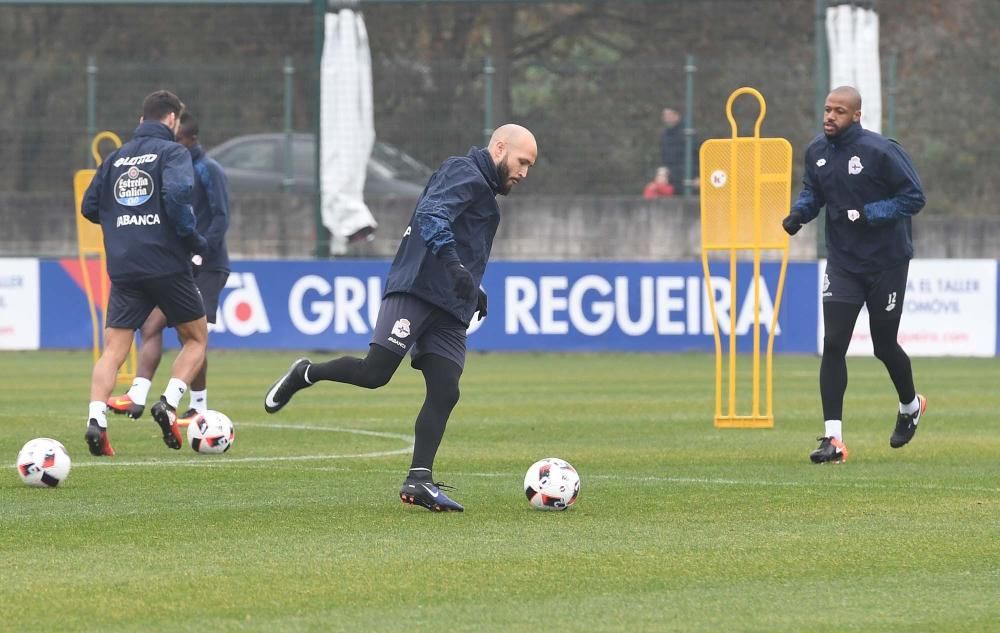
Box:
[40,259,820,353]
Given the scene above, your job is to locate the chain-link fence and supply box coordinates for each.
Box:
[1,1,996,258]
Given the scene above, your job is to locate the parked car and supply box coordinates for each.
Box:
[206,133,433,197]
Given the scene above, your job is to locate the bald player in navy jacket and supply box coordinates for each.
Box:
[782,86,926,464]
[264,124,538,512]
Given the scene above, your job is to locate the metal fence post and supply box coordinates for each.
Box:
[283,56,295,192]
[483,55,495,147]
[814,0,828,257]
[313,0,328,258]
[886,50,897,139]
[87,55,97,167]
[814,0,828,127]
[683,53,696,199]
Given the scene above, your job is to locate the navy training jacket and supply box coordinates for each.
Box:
[82,121,206,281]
[384,147,502,325]
[791,122,925,274]
[189,144,230,272]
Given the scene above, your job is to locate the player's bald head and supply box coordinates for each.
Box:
[489,124,536,154]
[828,86,862,110]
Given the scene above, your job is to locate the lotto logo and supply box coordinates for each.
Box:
[209,272,272,337]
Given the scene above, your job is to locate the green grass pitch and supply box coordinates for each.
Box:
[2,350,998,632]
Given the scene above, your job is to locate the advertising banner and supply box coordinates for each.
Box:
[41,259,820,353]
[818,259,998,357]
[0,258,40,350]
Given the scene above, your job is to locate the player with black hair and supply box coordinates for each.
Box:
[263,124,538,511]
[81,90,208,456]
[782,86,927,464]
[106,111,231,424]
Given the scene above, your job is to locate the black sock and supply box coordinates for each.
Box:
[405,467,433,483]
[306,344,401,388]
[820,302,862,421]
[408,354,462,477]
[871,317,916,404]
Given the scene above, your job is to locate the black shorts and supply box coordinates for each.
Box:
[194,269,229,325]
[106,272,206,330]
[822,260,909,320]
[371,293,467,370]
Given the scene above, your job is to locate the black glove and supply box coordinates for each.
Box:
[475,288,488,320]
[781,212,804,236]
[182,231,208,256]
[445,261,477,302]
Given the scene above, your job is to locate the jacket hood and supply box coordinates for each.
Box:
[133,120,176,142]
[468,146,501,194]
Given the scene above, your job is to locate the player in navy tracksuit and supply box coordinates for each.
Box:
[782,86,927,464]
[107,112,231,424]
[264,124,538,511]
[81,90,208,457]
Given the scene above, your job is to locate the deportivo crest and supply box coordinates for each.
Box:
[391,318,411,339]
[848,155,864,175]
[847,209,860,222]
[816,158,827,167]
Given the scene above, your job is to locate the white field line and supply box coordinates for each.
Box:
[67,423,413,468]
[26,423,1000,494]
[315,468,1000,495]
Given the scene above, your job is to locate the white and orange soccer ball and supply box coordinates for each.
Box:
[186,410,235,454]
[16,438,71,487]
[524,457,580,511]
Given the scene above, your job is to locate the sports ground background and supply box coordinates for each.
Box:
[2,2,998,631]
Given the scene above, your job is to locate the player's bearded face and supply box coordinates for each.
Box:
[823,95,860,137]
[496,153,514,196]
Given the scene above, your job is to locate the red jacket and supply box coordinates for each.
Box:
[643,182,675,199]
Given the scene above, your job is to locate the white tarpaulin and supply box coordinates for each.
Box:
[320,9,377,256]
[826,3,882,133]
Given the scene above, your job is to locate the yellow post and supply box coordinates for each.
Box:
[73,131,138,385]
[699,88,793,428]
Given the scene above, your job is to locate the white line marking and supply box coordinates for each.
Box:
[308,468,1000,495]
[69,423,413,468]
[582,474,1000,494]
[29,423,1000,494]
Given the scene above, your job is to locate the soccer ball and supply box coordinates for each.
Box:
[524,457,580,511]
[16,438,71,487]
[187,410,235,454]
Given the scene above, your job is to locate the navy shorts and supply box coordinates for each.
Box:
[371,293,467,370]
[106,272,206,330]
[822,260,909,321]
[194,269,229,325]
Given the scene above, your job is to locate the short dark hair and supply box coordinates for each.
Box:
[178,112,199,140]
[142,90,185,121]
